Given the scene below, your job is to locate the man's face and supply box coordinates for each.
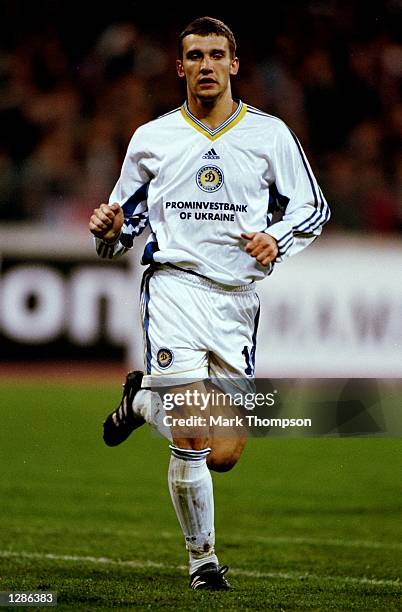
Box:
[177,34,239,101]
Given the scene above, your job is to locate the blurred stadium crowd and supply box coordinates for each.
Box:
[0,1,401,232]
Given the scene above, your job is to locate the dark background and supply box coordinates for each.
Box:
[1,1,401,232]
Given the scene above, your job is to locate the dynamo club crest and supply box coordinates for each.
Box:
[196,165,224,192]
[157,348,174,369]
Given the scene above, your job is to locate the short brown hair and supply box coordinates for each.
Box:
[178,16,237,59]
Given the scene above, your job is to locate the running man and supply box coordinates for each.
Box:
[89,16,330,590]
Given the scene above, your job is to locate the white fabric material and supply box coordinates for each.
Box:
[133,389,172,441]
[168,453,218,574]
[97,102,330,285]
[141,267,260,383]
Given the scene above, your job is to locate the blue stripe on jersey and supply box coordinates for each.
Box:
[293,189,330,233]
[247,108,270,118]
[277,230,293,246]
[287,129,319,209]
[141,236,160,264]
[278,234,294,257]
[268,181,290,212]
[124,213,149,235]
[122,181,151,218]
[96,240,120,259]
[293,208,320,233]
[141,268,154,375]
[251,299,261,373]
[248,108,330,235]
[120,214,149,248]
[155,107,181,120]
[300,199,331,234]
[287,131,331,233]
[317,186,331,228]
[279,236,294,257]
[247,108,285,126]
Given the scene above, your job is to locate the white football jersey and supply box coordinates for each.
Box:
[96,101,330,286]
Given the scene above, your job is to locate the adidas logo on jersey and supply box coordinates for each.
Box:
[202,148,220,159]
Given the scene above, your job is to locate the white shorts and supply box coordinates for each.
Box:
[140,265,260,389]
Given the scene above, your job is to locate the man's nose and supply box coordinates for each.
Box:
[200,56,213,72]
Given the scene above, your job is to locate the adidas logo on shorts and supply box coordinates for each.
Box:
[202,148,220,159]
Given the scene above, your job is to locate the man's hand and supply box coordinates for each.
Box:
[241,232,278,266]
[89,203,124,243]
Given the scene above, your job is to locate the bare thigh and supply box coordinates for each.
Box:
[166,380,247,472]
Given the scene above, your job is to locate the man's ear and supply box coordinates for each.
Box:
[230,57,239,76]
[176,59,185,78]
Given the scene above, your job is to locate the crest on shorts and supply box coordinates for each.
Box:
[196,165,224,192]
[157,348,174,369]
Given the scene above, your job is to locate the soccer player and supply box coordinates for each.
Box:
[89,16,330,590]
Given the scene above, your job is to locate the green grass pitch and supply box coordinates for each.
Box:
[0,381,401,610]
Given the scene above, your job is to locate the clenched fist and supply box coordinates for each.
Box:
[241,232,278,266]
[89,203,124,243]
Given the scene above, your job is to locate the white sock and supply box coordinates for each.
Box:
[168,446,219,574]
[133,389,172,441]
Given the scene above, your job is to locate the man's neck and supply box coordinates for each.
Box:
[187,91,238,130]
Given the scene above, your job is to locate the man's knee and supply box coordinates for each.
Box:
[172,436,209,451]
[207,437,247,472]
[207,454,237,472]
